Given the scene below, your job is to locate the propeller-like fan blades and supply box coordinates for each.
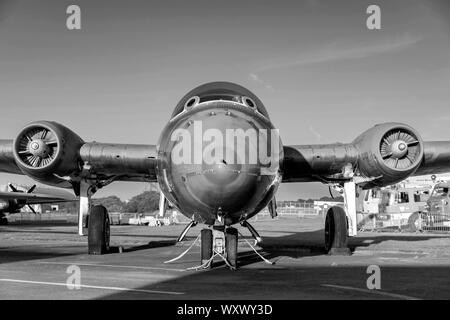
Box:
[16,127,58,169]
[8,184,19,193]
[27,205,36,214]
[27,185,37,194]
[379,129,421,170]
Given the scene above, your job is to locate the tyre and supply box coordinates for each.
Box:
[201,229,213,267]
[225,227,238,269]
[0,216,8,225]
[324,206,348,253]
[84,215,89,228]
[88,205,110,255]
[408,212,423,232]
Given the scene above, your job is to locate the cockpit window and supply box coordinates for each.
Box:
[198,95,241,103]
[171,82,270,119]
[184,96,200,110]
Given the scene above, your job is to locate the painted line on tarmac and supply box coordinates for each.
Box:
[0,278,185,295]
[321,284,420,300]
[34,261,186,272]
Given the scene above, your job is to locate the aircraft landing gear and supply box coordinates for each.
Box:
[324,206,351,255]
[88,205,110,255]
[166,222,274,270]
[225,227,238,269]
[177,220,197,242]
[199,226,238,270]
[0,212,8,225]
[201,229,213,267]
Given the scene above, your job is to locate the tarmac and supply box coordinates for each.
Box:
[1,215,450,300]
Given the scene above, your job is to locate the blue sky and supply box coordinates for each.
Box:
[0,0,449,200]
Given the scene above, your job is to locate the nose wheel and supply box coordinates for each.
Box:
[225,228,238,269]
[201,229,213,267]
[166,222,273,270]
[200,227,238,270]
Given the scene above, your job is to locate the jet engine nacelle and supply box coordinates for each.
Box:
[352,122,424,188]
[13,121,84,186]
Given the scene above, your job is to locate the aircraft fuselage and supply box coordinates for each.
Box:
[156,83,283,226]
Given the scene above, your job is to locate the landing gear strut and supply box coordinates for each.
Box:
[199,226,238,270]
[325,180,356,255]
[166,222,273,270]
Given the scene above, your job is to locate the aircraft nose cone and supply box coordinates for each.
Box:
[157,100,283,224]
[391,140,408,158]
[30,142,40,150]
[29,139,51,157]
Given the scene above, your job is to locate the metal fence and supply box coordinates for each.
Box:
[6,212,77,224]
[357,210,450,233]
[256,201,319,219]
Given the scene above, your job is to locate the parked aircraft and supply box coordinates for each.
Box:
[0,183,77,224]
[1,82,449,268]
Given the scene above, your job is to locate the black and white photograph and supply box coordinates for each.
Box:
[0,0,450,308]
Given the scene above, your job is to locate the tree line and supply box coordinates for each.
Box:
[41,191,161,214]
[40,190,343,214]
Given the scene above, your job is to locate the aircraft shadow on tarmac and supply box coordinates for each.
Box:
[1,226,448,266]
[98,238,450,301]
[97,264,450,300]
[0,248,79,264]
[119,228,450,263]
[98,230,450,300]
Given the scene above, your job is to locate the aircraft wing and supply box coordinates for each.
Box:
[0,129,158,190]
[79,142,158,182]
[0,140,23,175]
[282,123,450,189]
[282,141,450,189]
[2,121,450,192]
[413,141,450,176]
[0,191,77,204]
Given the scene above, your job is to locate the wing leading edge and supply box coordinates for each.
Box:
[282,141,450,186]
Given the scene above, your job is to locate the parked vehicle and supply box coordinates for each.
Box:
[358,186,431,231]
[415,183,450,231]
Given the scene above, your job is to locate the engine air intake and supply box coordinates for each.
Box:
[16,126,59,169]
[379,129,421,170]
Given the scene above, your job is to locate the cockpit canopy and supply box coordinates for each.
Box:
[171,81,270,119]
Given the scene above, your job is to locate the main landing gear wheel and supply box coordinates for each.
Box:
[201,229,213,267]
[324,206,350,255]
[0,213,8,225]
[225,227,238,269]
[88,205,110,255]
